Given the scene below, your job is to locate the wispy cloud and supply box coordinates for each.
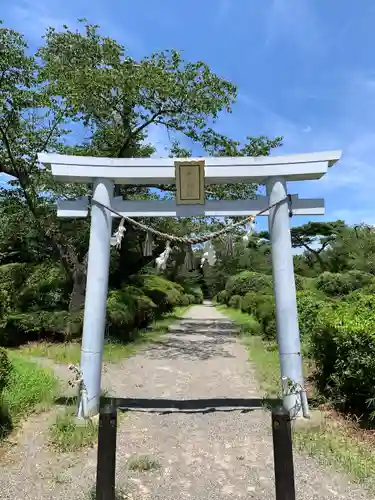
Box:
[264,0,324,53]
[3,0,145,54]
[4,1,75,44]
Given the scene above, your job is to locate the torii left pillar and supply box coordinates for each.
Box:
[78,178,113,417]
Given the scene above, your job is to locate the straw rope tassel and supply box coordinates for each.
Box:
[143,231,154,256]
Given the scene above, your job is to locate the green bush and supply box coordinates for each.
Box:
[316,271,373,296]
[140,275,183,313]
[0,310,83,347]
[189,287,204,304]
[107,286,156,340]
[17,263,69,311]
[297,290,327,339]
[185,294,196,305]
[216,290,230,305]
[343,289,375,307]
[310,299,375,415]
[228,295,242,309]
[240,292,276,340]
[225,271,272,297]
[294,275,316,291]
[0,348,12,393]
[256,295,276,341]
[240,292,258,315]
[180,294,191,306]
[0,263,30,315]
[234,313,262,336]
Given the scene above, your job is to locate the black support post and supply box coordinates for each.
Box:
[96,405,117,500]
[271,408,296,500]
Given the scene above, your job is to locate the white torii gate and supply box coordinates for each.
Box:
[38,150,341,418]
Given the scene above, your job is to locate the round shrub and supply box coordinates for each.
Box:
[180,294,191,306]
[344,288,375,307]
[240,292,258,315]
[190,287,204,304]
[141,275,183,313]
[317,271,373,296]
[297,290,327,339]
[256,295,276,341]
[310,300,375,415]
[0,348,12,393]
[228,295,242,309]
[237,315,262,336]
[107,286,156,340]
[0,310,83,346]
[294,275,317,291]
[225,271,272,297]
[216,290,230,305]
[18,263,69,312]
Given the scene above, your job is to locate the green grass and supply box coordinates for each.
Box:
[219,304,375,489]
[49,407,98,452]
[218,305,280,396]
[15,306,190,365]
[294,421,375,489]
[127,454,161,472]
[1,353,58,439]
[217,305,262,336]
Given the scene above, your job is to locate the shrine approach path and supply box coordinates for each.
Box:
[0,303,372,499]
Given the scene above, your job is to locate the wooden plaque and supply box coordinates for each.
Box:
[175,160,205,205]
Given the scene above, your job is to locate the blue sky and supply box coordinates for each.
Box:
[2,0,375,232]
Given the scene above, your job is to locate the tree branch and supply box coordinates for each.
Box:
[118,108,165,157]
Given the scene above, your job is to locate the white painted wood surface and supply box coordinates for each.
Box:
[38,151,342,184]
[56,195,325,218]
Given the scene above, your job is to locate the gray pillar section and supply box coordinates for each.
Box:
[267,177,303,415]
[79,178,114,417]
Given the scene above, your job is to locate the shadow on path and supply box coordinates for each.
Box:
[144,319,240,361]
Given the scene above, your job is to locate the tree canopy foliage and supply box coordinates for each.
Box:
[0,19,281,342]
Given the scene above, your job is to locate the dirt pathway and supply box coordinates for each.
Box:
[0,304,372,499]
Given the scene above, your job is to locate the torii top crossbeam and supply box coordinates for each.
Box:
[38,150,341,184]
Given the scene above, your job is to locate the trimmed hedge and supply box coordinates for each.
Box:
[0,348,12,393]
[189,287,204,304]
[296,290,327,339]
[225,271,272,297]
[139,275,184,313]
[107,285,156,340]
[228,295,242,309]
[240,292,276,340]
[310,296,375,415]
[316,271,373,297]
[0,310,83,346]
[215,290,230,305]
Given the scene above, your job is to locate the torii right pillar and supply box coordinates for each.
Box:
[267,177,304,416]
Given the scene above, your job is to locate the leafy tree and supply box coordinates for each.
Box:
[324,224,375,275]
[260,221,345,272]
[0,20,282,313]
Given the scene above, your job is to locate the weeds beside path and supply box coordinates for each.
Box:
[0,306,189,499]
[220,304,375,492]
[14,306,190,365]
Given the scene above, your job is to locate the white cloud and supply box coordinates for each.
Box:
[237,93,304,152]
[264,0,324,54]
[3,1,145,55]
[4,2,75,43]
[330,208,375,227]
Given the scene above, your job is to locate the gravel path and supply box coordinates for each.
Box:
[0,303,372,499]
